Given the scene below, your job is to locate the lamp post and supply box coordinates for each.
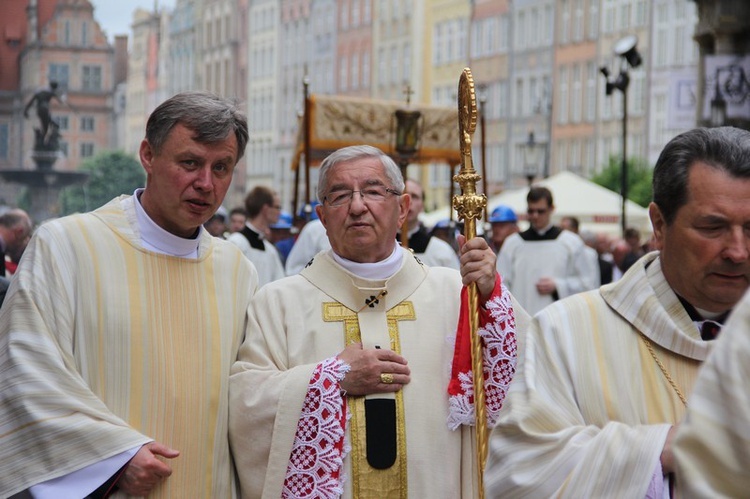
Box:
[478,85,489,226]
[600,34,642,237]
[523,130,540,187]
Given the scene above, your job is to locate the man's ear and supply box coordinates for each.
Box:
[648,202,666,250]
[315,204,326,227]
[397,193,411,227]
[139,140,154,175]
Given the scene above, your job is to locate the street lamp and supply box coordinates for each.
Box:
[393,108,422,164]
[393,85,423,247]
[477,84,489,226]
[600,34,642,237]
[523,130,540,187]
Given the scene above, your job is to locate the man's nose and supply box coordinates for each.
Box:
[723,227,750,263]
[193,167,214,191]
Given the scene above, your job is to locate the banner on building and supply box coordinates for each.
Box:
[703,55,750,122]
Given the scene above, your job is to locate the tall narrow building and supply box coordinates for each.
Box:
[552,0,599,178]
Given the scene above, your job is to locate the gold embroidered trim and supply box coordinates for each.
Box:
[323,301,415,498]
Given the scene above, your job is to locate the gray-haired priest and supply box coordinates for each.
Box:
[229,144,528,498]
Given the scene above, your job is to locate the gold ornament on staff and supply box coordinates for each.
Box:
[453,67,488,497]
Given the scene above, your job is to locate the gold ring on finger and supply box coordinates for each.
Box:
[380,373,394,384]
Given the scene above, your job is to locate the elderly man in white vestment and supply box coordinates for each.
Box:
[0,92,256,498]
[673,287,750,497]
[229,144,528,498]
[485,126,750,498]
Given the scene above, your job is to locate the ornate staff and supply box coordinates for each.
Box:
[453,68,488,497]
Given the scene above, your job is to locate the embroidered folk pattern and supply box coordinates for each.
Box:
[447,283,518,430]
[283,357,350,499]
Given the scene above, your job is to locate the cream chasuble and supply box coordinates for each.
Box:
[674,288,750,497]
[230,248,524,499]
[486,252,712,498]
[0,195,258,498]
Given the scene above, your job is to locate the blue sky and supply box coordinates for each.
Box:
[90,0,176,42]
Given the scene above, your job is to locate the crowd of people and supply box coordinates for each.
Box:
[201,178,653,301]
[0,91,749,498]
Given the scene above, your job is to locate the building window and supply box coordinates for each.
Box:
[351,53,359,89]
[59,141,68,156]
[402,44,410,83]
[362,52,370,89]
[497,80,509,119]
[82,66,102,91]
[339,56,348,90]
[586,62,597,122]
[80,116,95,132]
[433,24,443,65]
[516,11,525,49]
[0,123,8,159]
[499,14,509,52]
[49,63,70,90]
[57,115,70,131]
[558,67,569,124]
[560,0,570,44]
[390,46,398,84]
[378,47,386,85]
[634,0,647,26]
[515,78,523,117]
[352,0,360,27]
[588,1,599,39]
[529,8,539,48]
[573,0,584,42]
[571,64,582,123]
[363,0,371,23]
[340,1,349,29]
[80,142,94,158]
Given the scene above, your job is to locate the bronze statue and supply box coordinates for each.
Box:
[24,81,63,150]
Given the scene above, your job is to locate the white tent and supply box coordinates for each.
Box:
[421,171,652,237]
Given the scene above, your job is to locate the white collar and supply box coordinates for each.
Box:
[245,221,264,239]
[133,188,201,258]
[534,223,554,236]
[331,241,402,280]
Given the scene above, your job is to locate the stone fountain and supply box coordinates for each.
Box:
[0,83,88,222]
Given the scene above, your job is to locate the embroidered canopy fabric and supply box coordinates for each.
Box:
[291,94,461,171]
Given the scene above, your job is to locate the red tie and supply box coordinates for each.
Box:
[700,320,722,341]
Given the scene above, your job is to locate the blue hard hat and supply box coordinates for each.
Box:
[489,205,517,223]
[434,218,453,229]
[298,201,320,220]
[270,211,293,230]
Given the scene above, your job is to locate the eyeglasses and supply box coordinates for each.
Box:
[527,208,549,215]
[324,186,401,207]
